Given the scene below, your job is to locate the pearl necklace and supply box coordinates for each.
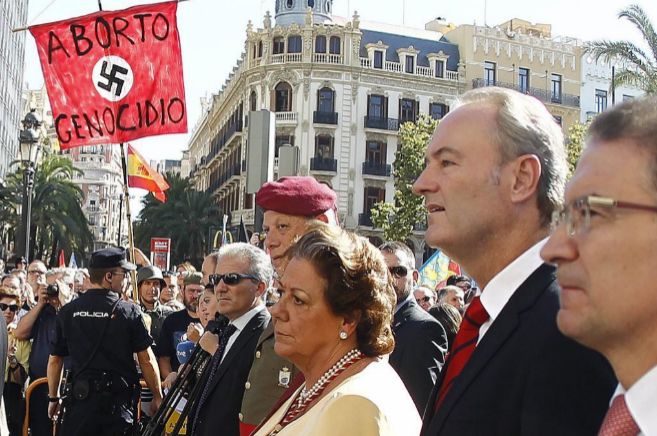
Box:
[268,348,364,435]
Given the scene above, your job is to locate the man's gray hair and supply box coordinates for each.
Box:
[454,87,568,227]
[437,285,463,303]
[217,243,273,287]
[378,241,416,269]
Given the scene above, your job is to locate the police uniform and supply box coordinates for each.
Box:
[51,248,152,435]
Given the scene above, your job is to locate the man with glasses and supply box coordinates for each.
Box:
[414,286,436,312]
[47,246,162,434]
[414,87,614,435]
[189,243,271,436]
[379,241,447,414]
[541,97,657,435]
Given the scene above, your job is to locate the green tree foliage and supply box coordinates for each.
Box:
[565,121,588,176]
[371,114,437,241]
[134,173,219,267]
[585,4,657,94]
[1,151,93,265]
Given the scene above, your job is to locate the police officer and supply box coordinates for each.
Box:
[46,247,163,435]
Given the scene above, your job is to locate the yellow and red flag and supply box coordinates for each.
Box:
[127,144,169,202]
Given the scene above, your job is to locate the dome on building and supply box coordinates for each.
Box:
[274,0,333,26]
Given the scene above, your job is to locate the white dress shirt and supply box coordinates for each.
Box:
[221,303,264,363]
[478,238,547,342]
[608,365,657,436]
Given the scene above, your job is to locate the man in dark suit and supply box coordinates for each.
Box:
[190,243,272,436]
[380,241,447,414]
[413,86,616,435]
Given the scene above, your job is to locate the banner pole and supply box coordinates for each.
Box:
[120,142,138,302]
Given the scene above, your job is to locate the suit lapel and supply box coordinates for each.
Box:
[426,264,555,434]
[206,307,270,394]
[393,298,414,331]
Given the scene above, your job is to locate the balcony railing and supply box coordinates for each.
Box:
[272,53,302,63]
[312,53,344,64]
[275,112,298,124]
[364,116,399,131]
[472,78,580,108]
[313,111,338,125]
[358,213,373,227]
[310,157,338,172]
[359,57,459,81]
[362,162,392,177]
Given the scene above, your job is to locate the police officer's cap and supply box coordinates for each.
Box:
[90,247,136,271]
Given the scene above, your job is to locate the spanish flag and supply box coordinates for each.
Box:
[127,144,169,202]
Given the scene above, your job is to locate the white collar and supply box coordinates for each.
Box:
[478,239,546,338]
[609,365,657,436]
[229,303,265,332]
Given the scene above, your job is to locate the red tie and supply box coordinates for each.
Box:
[434,296,489,411]
[598,395,640,436]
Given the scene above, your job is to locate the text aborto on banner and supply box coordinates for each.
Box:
[29,1,187,149]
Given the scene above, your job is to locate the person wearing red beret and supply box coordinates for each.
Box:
[237,176,338,435]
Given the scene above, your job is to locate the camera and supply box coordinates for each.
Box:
[46,283,60,297]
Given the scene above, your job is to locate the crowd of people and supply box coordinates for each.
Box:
[0,87,654,436]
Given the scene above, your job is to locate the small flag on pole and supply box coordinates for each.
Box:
[127,144,169,202]
[237,216,249,243]
[418,250,461,290]
[58,249,66,268]
[69,253,78,269]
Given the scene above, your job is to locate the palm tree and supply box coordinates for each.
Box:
[3,152,93,264]
[585,4,657,94]
[134,173,220,267]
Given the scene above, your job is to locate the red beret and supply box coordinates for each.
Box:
[256,176,337,217]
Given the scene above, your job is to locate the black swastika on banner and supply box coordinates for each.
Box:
[98,61,129,97]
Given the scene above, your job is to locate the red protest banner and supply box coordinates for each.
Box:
[29,1,187,149]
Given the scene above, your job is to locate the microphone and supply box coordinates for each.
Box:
[176,340,196,365]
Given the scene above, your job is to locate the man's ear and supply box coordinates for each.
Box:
[412,269,419,284]
[509,154,541,204]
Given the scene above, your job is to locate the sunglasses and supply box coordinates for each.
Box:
[416,296,431,303]
[388,266,408,278]
[0,303,19,312]
[209,273,259,286]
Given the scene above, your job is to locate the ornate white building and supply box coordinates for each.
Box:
[185,0,463,262]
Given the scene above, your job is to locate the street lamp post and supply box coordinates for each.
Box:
[18,110,42,263]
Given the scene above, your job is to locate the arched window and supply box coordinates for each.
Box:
[287,35,302,53]
[257,41,263,58]
[329,36,341,55]
[315,35,327,53]
[274,82,292,112]
[286,0,294,8]
[317,87,334,112]
[273,37,285,54]
[250,91,257,112]
[308,0,315,6]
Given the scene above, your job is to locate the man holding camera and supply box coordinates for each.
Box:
[14,259,61,435]
[46,247,163,435]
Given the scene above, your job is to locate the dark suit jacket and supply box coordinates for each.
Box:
[421,264,616,436]
[389,298,448,414]
[193,307,270,436]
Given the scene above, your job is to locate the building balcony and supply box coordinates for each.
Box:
[313,111,338,125]
[364,116,399,131]
[362,162,392,177]
[275,111,298,126]
[310,157,338,172]
[472,78,580,108]
[359,57,459,81]
[358,213,374,227]
[312,53,344,64]
[271,53,302,64]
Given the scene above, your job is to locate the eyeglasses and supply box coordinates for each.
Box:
[388,266,408,278]
[551,195,657,238]
[209,273,259,286]
[0,303,19,312]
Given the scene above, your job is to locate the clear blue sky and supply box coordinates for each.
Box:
[23,0,657,162]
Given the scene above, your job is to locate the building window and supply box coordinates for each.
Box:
[315,35,326,53]
[274,82,292,112]
[595,89,608,113]
[275,134,295,158]
[551,73,562,103]
[366,140,386,164]
[249,91,257,111]
[484,61,496,85]
[373,50,384,69]
[257,41,263,58]
[405,55,415,73]
[308,0,314,6]
[429,102,448,120]
[399,98,417,124]
[317,87,334,112]
[435,60,444,78]
[364,187,385,214]
[288,35,302,53]
[367,94,386,119]
[273,37,285,54]
[286,0,294,8]
[329,36,341,55]
[315,135,334,159]
[518,67,530,93]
